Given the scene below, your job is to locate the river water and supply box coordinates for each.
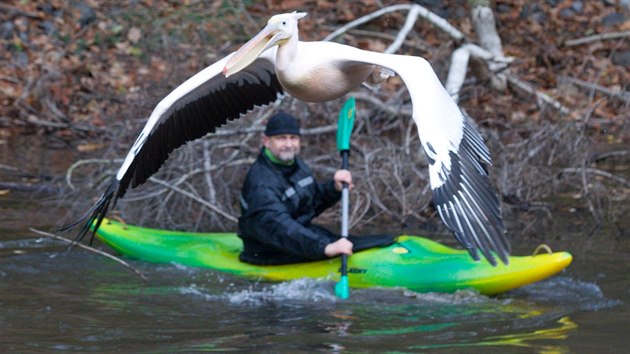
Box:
[1,136,629,352]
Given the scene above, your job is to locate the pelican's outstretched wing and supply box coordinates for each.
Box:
[327,43,510,265]
[63,49,283,242]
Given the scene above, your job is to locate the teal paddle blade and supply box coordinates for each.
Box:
[334,275,349,299]
[336,97,355,152]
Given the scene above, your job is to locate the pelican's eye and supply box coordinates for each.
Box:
[282,21,287,26]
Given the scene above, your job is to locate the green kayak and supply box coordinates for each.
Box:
[96,219,572,295]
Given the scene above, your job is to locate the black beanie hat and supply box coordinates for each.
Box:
[264,112,301,136]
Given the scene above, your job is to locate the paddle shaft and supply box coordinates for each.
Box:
[340,149,350,278]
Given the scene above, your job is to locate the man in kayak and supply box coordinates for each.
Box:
[238,112,394,265]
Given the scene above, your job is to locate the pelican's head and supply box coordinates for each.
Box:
[223,12,307,77]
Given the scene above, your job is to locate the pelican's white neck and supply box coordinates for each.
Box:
[275,30,299,72]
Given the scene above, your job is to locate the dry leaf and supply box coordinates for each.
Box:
[77,143,105,152]
[128,27,142,44]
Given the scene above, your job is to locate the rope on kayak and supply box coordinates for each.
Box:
[112,215,128,229]
[532,244,553,255]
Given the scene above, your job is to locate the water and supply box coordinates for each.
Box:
[2,137,629,352]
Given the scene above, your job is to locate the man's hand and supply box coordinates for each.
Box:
[333,169,353,192]
[324,238,353,257]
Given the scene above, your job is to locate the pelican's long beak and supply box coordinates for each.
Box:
[223,24,284,77]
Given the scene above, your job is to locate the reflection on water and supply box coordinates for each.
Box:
[126,274,619,353]
[1,222,628,352]
[472,317,577,352]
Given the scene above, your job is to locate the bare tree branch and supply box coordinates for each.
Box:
[559,76,630,103]
[323,4,464,42]
[565,30,630,46]
[561,167,630,188]
[148,177,238,222]
[30,228,149,282]
[505,74,571,115]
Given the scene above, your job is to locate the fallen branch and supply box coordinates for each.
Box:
[25,115,69,129]
[561,167,630,188]
[565,30,630,47]
[320,27,428,52]
[213,123,338,136]
[471,2,507,91]
[66,158,122,190]
[559,76,630,103]
[148,177,238,222]
[446,1,514,101]
[445,41,569,113]
[23,114,105,134]
[591,150,630,163]
[323,4,464,43]
[445,46,470,101]
[353,92,413,117]
[0,164,19,172]
[29,228,148,282]
[578,160,603,231]
[0,75,21,84]
[0,3,41,18]
[0,181,65,194]
[385,4,420,54]
[505,74,570,115]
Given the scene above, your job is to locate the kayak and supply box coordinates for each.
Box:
[95,219,572,295]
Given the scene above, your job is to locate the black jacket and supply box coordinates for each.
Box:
[238,148,342,264]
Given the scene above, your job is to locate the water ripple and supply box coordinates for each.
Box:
[517,276,623,310]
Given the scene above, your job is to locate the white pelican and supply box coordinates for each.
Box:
[65,12,510,265]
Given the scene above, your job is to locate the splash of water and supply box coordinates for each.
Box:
[179,283,221,301]
[402,288,490,305]
[178,278,338,305]
[225,278,338,305]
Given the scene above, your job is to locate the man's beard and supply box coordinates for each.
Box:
[276,146,299,162]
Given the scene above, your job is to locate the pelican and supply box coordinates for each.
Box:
[65,12,510,265]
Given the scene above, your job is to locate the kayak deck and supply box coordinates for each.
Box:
[96,219,572,295]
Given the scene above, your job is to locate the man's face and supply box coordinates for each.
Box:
[263,134,301,163]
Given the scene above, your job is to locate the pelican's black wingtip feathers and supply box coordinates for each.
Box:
[117,60,284,196]
[61,57,282,246]
[60,179,119,245]
[432,120,510,267]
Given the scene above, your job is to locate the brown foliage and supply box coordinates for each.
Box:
[1,1,628,239]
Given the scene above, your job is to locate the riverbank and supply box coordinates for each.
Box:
[1,1,628,243]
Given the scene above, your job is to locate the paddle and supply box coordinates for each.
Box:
[334,96,356,300]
